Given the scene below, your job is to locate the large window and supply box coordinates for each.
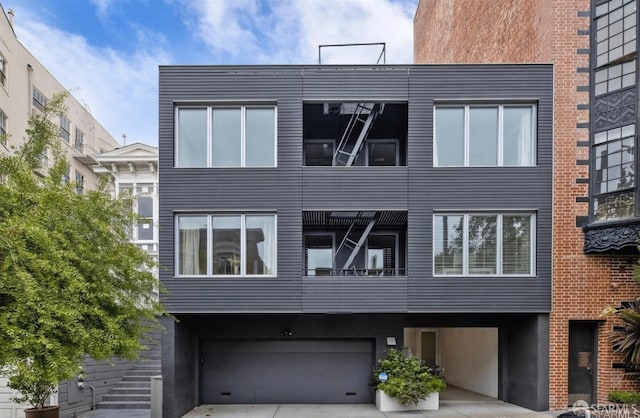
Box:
[433,213,535,276]
[176,213,276,276]
[434,105,536,167]
[175,105,276,168]
[595,0,636,67]
[593,124,636,221]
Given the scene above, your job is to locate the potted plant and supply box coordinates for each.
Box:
[5,361,61,418]
[372,348,446,412]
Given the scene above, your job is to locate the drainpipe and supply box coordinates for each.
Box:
[89,385,96,410]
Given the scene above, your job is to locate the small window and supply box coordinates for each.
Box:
[433,213,535,276]
[366,234,396,275]
[32,88,48,111]
[175,105,276,168]
[0,54,6,87]
[60,116,71,143]
[0,109,7,137]
[75,128,84,152]
[75,172,84,194]
[304,140,335,166]
[434,104,536,167]
[304,234,334,276]
[61,166,70,184]
[367,140,397,166]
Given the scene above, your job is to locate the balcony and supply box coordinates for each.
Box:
[303,210,407,277]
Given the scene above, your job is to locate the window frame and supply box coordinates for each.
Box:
[0,53,6,87]
[75,171,84,194]
[32,88,48,111]
[74,127,84,152]
[60,116,71,143]
[0,108,7,136]
[365,232,399,275]
[432,212,536,277]
[434,104,537,167]
[365,138,400,166]
[174,104,278,168]
[303,232,335,276]
[175,212,277,277]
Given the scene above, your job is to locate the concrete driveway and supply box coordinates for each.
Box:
[181,403,559,417]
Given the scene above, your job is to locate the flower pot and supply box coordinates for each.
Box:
[375,389,439,411]
[24,405,60,418]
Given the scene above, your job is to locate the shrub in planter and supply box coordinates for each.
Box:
[372,348,446,406]
[609,391,640,404]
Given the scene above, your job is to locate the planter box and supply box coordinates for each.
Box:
[375,389,439,412]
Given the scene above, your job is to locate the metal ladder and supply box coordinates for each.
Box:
[335,213,378,273]
[332,103,383,166]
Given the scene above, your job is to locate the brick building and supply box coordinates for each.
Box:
[414,0,640,409]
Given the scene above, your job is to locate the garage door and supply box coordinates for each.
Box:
[201,339,374,404]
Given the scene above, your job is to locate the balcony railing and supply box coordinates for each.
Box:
[304,267,406,277]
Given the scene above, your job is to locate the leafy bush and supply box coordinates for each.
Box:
[372,348,446,405]
[609,391,640,404]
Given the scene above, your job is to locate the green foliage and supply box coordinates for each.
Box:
[0,92,166,409]
[609,390,640,404]
[602,250,640,373]
[372,348,446,406]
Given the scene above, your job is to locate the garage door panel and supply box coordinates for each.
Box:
[202,339,374,404]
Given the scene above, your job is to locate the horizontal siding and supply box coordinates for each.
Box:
[406,65,553,312]
[159,64,553,313]
[302,277,408,312]
[302,66,409,99]
[302,167,408,209]
[162,278,302,312]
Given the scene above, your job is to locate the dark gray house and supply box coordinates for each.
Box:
[158,64,553,417]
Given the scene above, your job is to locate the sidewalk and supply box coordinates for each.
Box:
[181,403,561,418]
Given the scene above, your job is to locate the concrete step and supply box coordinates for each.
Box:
[127,370,160,376]
[103,394,151,402]
[121,375,151,382]
[134,362,161,367]
[117,380,151,387]
[111,387,150,395]
[97,401,150,409]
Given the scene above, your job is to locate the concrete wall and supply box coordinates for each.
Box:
[440,328,498,398]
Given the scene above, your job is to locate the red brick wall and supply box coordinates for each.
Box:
[414,0,551,63]
[414,0,640,409]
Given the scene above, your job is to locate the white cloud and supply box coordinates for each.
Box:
[13,8,169,146]
[188,0,417,64]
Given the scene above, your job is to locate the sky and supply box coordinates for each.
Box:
[8,0,419,147]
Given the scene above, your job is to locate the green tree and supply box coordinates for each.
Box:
[0,93,165,409]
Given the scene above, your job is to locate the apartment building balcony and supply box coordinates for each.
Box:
[302,210,408,312]
[303,101,407,167]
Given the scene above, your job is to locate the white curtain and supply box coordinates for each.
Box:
[517,110,533,166]
[179,217,205,275]
[259,216,276,275]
